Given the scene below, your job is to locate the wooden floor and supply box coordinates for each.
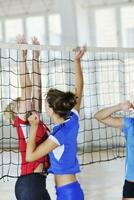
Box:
[0,158,125,200]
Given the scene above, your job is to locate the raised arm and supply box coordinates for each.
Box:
[94,101,134,128]
[16,35,32,119]
[31,37,41,113]
[74,47,85,113]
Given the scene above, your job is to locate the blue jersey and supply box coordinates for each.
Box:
[48,109,80,175]
[123,117,134,181]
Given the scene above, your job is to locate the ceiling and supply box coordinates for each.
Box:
[77,0,134,8]
[0,0,134,17]
[0,0,56,17]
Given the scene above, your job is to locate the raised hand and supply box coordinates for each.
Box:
[28,112,40,126]
[120,100,134,112]
[16,34,27,60]
[74,46,86,62]
[32,36,40,59]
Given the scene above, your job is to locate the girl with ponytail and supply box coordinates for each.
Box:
[26,47,85,200]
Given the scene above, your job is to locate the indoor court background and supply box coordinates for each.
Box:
[1,0,134,199]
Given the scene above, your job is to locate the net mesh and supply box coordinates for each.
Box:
[1,44,133,179]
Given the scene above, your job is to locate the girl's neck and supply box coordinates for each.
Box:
[53,115,65,125]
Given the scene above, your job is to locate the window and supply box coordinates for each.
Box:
[26,16,45,44]
[48,14,62,45]
[5,19,23,42]
[121,6,134,47]
[95,8,117,47]
[0,21,2,42]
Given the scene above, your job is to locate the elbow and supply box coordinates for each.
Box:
[94,112,102,122]
[94,112,99,120]
[94,112,105,123]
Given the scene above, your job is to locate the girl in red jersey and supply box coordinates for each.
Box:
[4,35,51,200]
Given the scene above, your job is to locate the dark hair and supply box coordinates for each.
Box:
[46,89,77,119]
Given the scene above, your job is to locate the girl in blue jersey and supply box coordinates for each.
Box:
[26,47,85,200]
[94,101,134,200]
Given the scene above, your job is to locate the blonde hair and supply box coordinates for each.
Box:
[4,97,20,122]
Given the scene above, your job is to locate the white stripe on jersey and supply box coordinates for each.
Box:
[20,124,31,142]
[53,145,65,161]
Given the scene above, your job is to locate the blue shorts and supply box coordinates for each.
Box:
[56,181,84,200]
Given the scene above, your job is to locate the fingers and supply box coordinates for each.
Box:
[74,45,86,61]
[121,100,134,112]
[78,46,86,57]
[16,35,27,59]
[28,112,39,125]
[32,36,40,45]
[16,35,40,45]
[80,45,87,52]
[129,102,134,111]
[16,35,40,58]
[126,101,134,108]
[32,37,40,58]
[16,34,27,44]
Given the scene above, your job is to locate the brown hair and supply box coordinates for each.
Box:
[46,89,77,119]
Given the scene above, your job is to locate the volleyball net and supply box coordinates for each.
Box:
[1,43,133,179]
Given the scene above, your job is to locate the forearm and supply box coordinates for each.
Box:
[94,103,121,121]
[19,54,32,88]
[32,57,41,112]
[74,60,83,97]
[26,125,38,161]
[31,37,40,91]
[32,57,41,87]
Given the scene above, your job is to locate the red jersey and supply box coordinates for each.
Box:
[14,115,50,176]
